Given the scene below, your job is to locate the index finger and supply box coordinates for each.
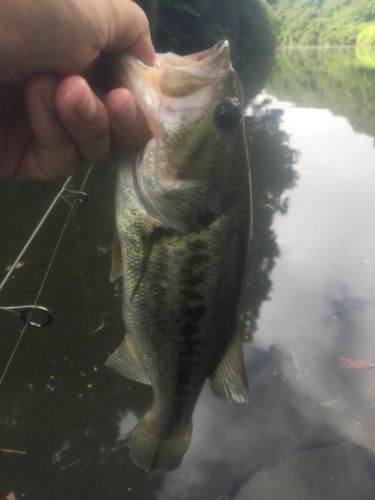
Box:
[103,0,155,65]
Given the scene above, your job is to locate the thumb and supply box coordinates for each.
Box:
[103,0,155,65]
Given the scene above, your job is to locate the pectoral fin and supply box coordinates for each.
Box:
[210,329,249,403]
[105,338,150,385]
[131,226,173,301]
[110,232,122,282]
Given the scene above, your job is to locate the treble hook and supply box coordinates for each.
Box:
[0,305,53,328]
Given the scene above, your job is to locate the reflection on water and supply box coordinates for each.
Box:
[356,47,375,70]
[240,98,298,338]
[1,49,375,499]
[267,48,375,140]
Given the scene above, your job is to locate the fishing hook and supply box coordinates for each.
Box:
[0,164,93,386]
[0,305,53,328]
[63,189,89,203]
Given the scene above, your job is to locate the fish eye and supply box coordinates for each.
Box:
[214,98,242,132]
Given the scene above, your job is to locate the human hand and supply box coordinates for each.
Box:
[0,0,155,180]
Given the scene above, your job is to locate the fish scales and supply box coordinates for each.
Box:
[107,41,251,471]
[118,183,248,416]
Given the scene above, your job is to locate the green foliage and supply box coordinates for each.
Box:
[357,24,375,46]
[266,0,375,46]
[267,48,375,137]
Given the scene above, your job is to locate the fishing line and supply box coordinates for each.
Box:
[0,164,94,386]
[72,208,98,369]
[0,177,72,294]
[72,209,92,333]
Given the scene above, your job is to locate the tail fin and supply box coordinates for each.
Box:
[128,418,192,472]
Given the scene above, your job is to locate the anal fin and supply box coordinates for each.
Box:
[105,338,150,385]
[210,329,249,403]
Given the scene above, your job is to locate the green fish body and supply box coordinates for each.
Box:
[107,41,252,472]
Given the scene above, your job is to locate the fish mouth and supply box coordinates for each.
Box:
[155,39,232,80]
[124,38,232,92]
[121,40,233,134]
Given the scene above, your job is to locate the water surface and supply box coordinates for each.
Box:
[0,49,374,499]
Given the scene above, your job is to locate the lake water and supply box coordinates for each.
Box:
[0,49,375,499]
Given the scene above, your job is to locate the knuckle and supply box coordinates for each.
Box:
[138,9,151,36]
[132,3,151,40]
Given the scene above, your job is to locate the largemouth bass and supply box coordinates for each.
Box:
[107,41,252,472]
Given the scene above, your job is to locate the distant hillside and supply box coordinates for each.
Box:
[265,0,375,46]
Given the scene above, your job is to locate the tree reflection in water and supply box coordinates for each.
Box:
[241,99,299,340]
[267,48,375,140]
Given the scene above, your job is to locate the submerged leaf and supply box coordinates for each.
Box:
[338,358,375,370]
[88,320,106,335]
[0,448,26,455]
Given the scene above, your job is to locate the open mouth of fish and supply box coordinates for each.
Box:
[117,40,233,136]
